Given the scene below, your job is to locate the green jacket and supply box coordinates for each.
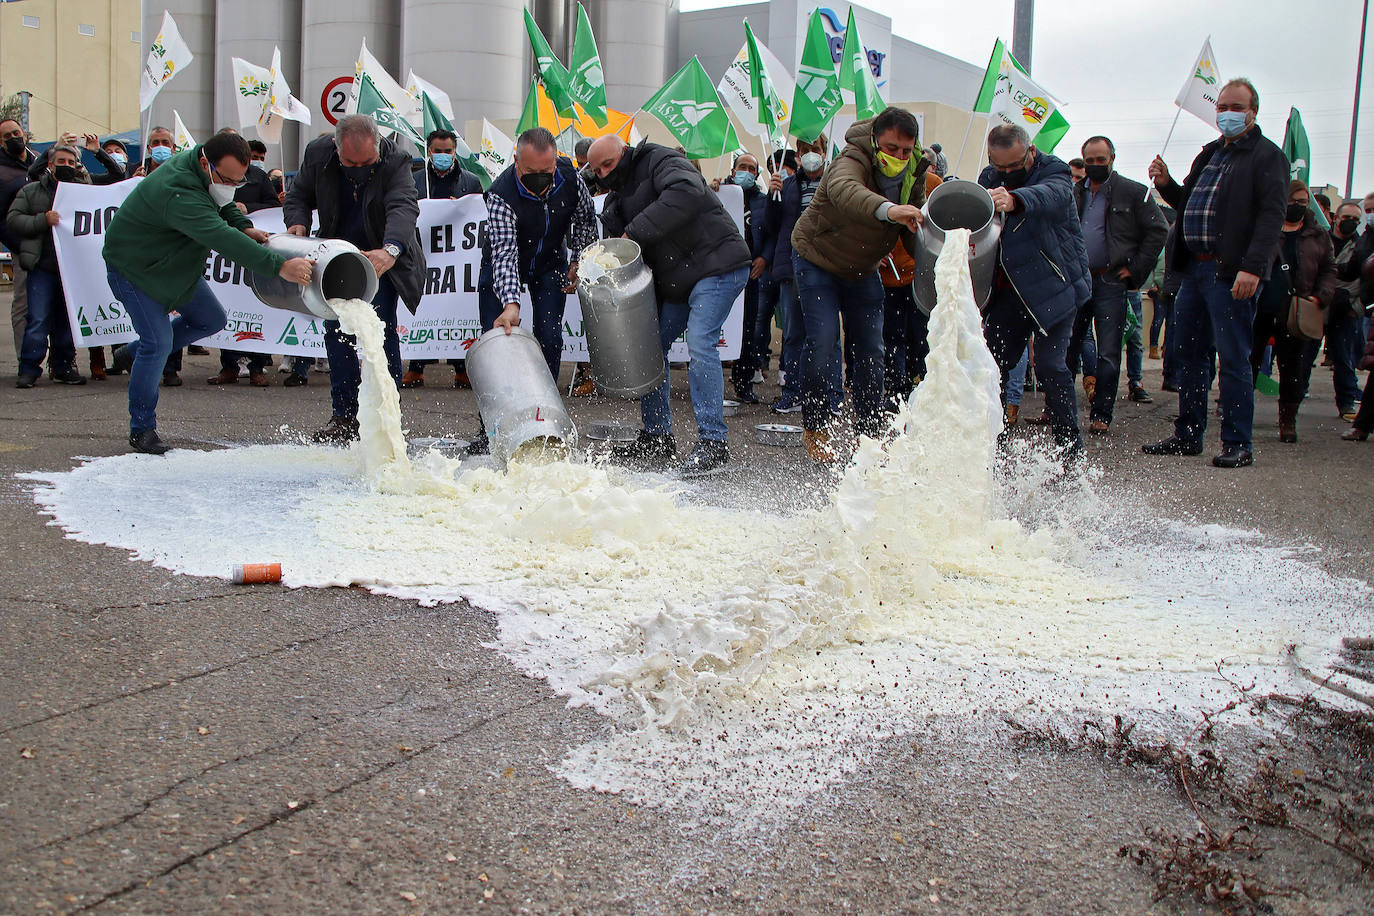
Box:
[102,145,285,311]
[6,169,89,272]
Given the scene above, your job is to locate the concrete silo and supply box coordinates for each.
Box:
[586,0,678,115]
[213,0,303,168]
[401,0,526,123]
[301,0,401,157]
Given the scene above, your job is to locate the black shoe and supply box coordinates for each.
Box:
[111,344,135,374]
[311,416,360,444]
[733,382,761,405]
[161,372,183,387]
[1160,381,1179,393]
[610,430,677,469]
[187,345,210,356]
[679,439,730,478]
[53,370,87,385]
[129,429,170,455]
[466,430,490,456]
[1212,444,1253,468]
[15,373,38,389]
[1128,383,1152,403]
[1142,435,1203,456]
[282,373,307,387]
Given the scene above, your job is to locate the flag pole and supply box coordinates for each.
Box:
[954,111,977,176]
[1148,107,1184,202]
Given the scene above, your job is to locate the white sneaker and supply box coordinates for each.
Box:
[278,358,292,374]
[751,370,764,384]
[777,370,786,386]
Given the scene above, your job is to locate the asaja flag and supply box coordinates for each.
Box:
[569,3,609,128]
[718,20,793,148]
[408,73,490,189]
[839,7,884,121]
[790,9,842,143]
[523,9,578,120]
[516,78,542,136]
[1282,107,1328,228]
[1175,38,1222,128]
[356,73,424,147]
[973,38,1070,153]
[480,119,515,181]
[140,11,194,112]
[171,110,195,151]
[642,56,739,159]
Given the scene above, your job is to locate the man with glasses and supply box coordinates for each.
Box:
[979,123,1092,462]
[103,131,314,453]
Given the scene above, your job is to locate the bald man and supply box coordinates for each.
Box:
[585,135,751,478]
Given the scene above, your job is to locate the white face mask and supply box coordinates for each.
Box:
[209,182,236,207]
[799,151,824,173]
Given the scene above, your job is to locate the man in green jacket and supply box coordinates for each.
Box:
[103,131,313,454]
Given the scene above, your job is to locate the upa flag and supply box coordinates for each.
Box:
[718,21,793,147]
[346,40,413,125]
[839,7,884,120]
[140,11,194,111]
[642,56,738,160]
[171,110,195,151]
[480,119,515,181]
[790,9,842,143]
[1175,38,1222,127]
[973,38,1070,153]
[569,3,609,127]
[523,8,578,119]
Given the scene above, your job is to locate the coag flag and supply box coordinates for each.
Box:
[140,11,194,112]
[790,9,842,144]
[839,7,884,121]
[523,9,578,120]
[642,56,739,159]
[569,3,609,127]
[171,110,195,151]
[1175,38,1222,128]
[972,38,1070,153]
[346,40,413,125]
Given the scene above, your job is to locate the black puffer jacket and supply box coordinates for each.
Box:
[283,135,425,312]
[599,141,750,302]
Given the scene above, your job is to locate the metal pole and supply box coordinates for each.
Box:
[1346,0,1369,200]
[1012,0,1035,73]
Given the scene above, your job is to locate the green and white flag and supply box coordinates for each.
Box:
[1282,106,1327,228]
[718,22,793,148]
[1175,38,1222,127]
[408,71,490,189]
[480,119,514,180]
[839,7,884,121]
[523,9,578,120]
[972,38,1070,153]
[569,3,609,127]
[516,78,542,136]
[232,48,310,144]
[171,110,195,152]
[357,73,424,147]
[790,9,842,144]
[642,56,739,159]
[140,11,194,112]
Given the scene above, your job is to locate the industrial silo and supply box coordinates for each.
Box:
[401,0,527,123]
[588,0,678,115]
[143,0,215,145]
[213,0,303,169]
[301,0,401,158]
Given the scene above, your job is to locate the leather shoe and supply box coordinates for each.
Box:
[162,373,183,387]
[1088,419,1110,435]
[1128,383,1153,403]
[311,416,360,444]
[129,429,170,455]
[1142,435,1202,456]
[15,373,38,389]
[1024,411,1052,426]
[283,373,307,388]
[248,371,269,387]
[400,370,425,389]
[206,368,238,385]
[1342,426,1369,441]
[1211,444,1253,468]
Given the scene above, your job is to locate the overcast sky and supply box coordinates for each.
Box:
[683,0,1374,198]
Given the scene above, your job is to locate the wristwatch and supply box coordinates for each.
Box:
[383,242,402,258]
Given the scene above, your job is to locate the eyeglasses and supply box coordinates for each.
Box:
[210,162,247,188]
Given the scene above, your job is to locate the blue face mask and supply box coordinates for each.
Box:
[431,152,454,171]
[1216,110,1249,138]
[109,152,127,167]
[733,171,756,190]
[150,145,173,163]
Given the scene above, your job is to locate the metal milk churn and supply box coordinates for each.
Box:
[247,235,379,321]
[465,326,578,464]
[575,238,666,398]
[913,180,1002,315]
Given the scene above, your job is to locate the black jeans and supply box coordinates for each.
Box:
[1353,371,1374,433]
[220,349,269,373]
[1250,309,1307,404]
[985,286,1082,451]
[881,284,925,405]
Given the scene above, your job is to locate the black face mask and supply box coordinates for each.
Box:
[1338,217,1360,236]
[1084,164,1111,184]
[599,152,634,193]
[1286,203,1308,224]
[3,136,25,159]
[340,163,374,184]
[521,170,554,197]
[53,165,78,183]
[999,167,1029,190]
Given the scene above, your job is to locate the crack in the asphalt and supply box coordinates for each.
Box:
[71,695,551,913]
[31,687,421,852]
[0,616,393,737]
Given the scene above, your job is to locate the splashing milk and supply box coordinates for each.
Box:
[26,239,1370,819]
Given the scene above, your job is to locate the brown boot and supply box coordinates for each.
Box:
[89,347,107,381]
[803,428,837,464]
[206,367,239,385]
[400,370,425,388]
[1004,404,1020,427]
[1082,374,1097,404]
[1278,401,1298,443]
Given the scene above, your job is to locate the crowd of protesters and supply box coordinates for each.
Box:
[2,75,1371,468]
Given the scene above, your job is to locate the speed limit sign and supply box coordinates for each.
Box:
[320,76,352,126]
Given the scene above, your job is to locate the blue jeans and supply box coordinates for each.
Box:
[794,255,884,435]
[641,266,748,442]
[323,275,401,418]
[1149,292,1168,347]
[1171,259,1258,449]
[478,266,568,381]
[19,269,75,377]
[107,268,227,433]
[1126,290,1144,385]
[777,277,841,403]
[985,285,1082,451]
[1006,341,1031,406]
[1327,313,1362,408]
[1071,276,1129,424]
[753,274,778,373]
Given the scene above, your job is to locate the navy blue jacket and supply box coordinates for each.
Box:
[765,173,822,283]
[978,152,1091,328]
[415,164,483,200]
[478,157,582,287]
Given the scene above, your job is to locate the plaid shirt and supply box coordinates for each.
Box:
[487,173,599,306]
[1181,146,1232,255]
